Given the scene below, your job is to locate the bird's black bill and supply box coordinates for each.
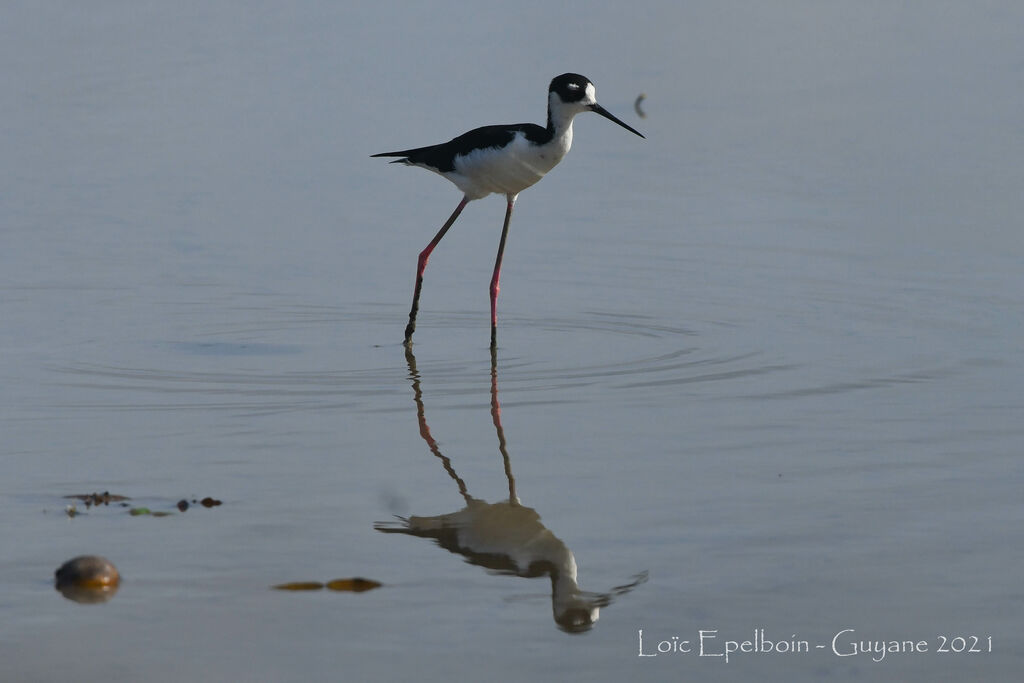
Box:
[590,104,645,138]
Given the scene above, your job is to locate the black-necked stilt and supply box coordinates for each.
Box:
[373,73,644,348]
[375,348,648,632]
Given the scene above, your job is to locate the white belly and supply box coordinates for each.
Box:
[446,129,572,200]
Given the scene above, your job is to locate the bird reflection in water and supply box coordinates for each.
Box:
[375,348,646,633]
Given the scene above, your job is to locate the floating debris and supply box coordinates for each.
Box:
[128,507,173,517]
[634,93,647,119]
[64,492,130,508]
[57,492,223,517]
[273,581,326,591]
[55,555,120,604]
[273,577,382,593]
[326,577,381,593]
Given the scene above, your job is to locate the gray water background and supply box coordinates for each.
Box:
[2,2,1022,681]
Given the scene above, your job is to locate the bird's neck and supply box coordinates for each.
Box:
[546,107,576,152]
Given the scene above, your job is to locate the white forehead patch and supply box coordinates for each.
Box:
[584,82,596,104]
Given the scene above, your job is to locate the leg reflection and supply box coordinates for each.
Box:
[378,349,646,633]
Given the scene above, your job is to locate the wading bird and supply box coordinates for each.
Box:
[373,73,644,348]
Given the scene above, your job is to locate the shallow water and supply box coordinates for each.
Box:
[3,2,1023,681]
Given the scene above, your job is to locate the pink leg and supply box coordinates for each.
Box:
[405,196,469,345]
[489,194,517,349]
[489,346,516,502]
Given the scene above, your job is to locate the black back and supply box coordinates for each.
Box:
[371,74,595,171]
[372,123,551,172]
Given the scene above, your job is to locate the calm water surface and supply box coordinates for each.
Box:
[2,3,1022,681]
